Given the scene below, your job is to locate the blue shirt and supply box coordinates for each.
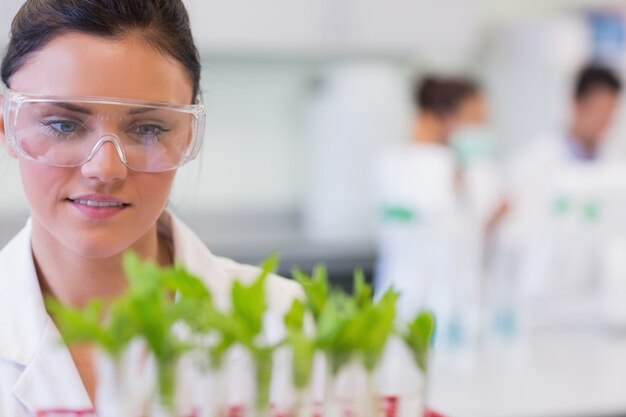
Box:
[564,134,597,162]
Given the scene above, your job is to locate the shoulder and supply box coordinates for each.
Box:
[213,255,303,312]
[506,133,564,176]
[165,211,303,315]
[0,220,29,259]
[213,255,303,344]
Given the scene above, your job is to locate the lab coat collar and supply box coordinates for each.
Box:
[0,219,92,413]
[12,321,93,413]
[0,218,47,367]
[0,212,231,366]
[162,211,232,309]
[0,211,233,414]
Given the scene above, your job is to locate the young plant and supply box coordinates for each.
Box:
[283,298,315,390]
[292,264,330,321]
[46,252,211,410]
[194,254,281,413]
[401,311,436,373]
[292,268,398,375]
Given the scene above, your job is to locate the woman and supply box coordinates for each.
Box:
[0,1,300,415]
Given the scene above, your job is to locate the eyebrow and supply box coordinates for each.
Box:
[127,107,160,115]
[49,103,160,116]
[51,102,93,115]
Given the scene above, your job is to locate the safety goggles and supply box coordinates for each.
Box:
[2,89,206,173]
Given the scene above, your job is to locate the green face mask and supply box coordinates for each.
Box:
[450,126,495,165]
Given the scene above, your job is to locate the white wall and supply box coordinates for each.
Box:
[1,0,625,218]
[485,14,592,152]
[0,156,28,214]
[169,60,312,215]
[0,59,316,216]
[0,0,30,213]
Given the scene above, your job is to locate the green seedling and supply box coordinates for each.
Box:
[292,264,329,321]
[47,252,211,410]
[290,268,398,377]
[401,311,436,373]
[283,298,315,390]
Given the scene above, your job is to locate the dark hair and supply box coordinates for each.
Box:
[1,0,201,102]
[413,76,479,116]
[574,64,622,100]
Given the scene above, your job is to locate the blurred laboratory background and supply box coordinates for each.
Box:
[3,0,626,416]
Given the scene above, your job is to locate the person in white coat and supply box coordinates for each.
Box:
[497,64,623,327]
[374,76,491,338]
[0,1,300,415]
[507,64,623,217]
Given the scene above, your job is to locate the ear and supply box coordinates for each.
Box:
[0,94,18,159]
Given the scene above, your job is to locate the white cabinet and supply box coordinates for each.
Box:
[184,0,335,53]
[2,0,480,60]
[185,0,480,59]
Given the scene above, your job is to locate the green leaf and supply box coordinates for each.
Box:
[403,311,436,372]
[232,280,265,337]
[122,252,161,294]
[230,253,279,339]
[314,294,347,349]
[163,265,211,301]
[259,253,280,277]
[352,268,372,309]
[284,298,305,331]
[45,297,119,351]
[358,289,398,371]
[293,264,329,320]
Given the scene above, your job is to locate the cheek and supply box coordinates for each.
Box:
[587,110,612,133]
[18,160,64,205]
[136,172,176,207]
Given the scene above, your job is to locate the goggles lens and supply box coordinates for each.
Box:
[4,91,206,172]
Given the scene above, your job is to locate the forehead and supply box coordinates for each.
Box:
[8,32,193,105]
[455,93,486,120]
[578,87,619,106]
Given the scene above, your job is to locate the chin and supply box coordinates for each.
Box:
[68,237,135,260]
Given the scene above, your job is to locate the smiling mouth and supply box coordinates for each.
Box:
[67,198,130,208]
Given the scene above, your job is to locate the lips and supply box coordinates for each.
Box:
[67,194,130,207]
[67,194,131,219]
[72,199,127,208]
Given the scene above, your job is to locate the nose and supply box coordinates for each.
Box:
[80,138,128,182]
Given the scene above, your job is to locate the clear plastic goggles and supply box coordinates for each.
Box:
[2,89,206,173]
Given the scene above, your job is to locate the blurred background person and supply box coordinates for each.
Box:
[495,64,626,330]
[374,76,496,352]
[448,80,506,234]
[507,64,622,204]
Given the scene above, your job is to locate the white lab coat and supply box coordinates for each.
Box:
[0,211,302,416]
[497,133,626,326]
[505,132,621,234]
[373,143,480,330]
[373,143,484,350]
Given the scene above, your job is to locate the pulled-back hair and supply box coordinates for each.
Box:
[414,76,479,116]
[1,0,201,102]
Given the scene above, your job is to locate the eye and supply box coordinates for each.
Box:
[41,119,81,135]
[128,123,170,143]
[136,124,165,136]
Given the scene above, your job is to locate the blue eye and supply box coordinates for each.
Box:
[41,120,81,135]
[129,124,170,143]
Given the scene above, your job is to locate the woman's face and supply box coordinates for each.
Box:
[0,32,194,259]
